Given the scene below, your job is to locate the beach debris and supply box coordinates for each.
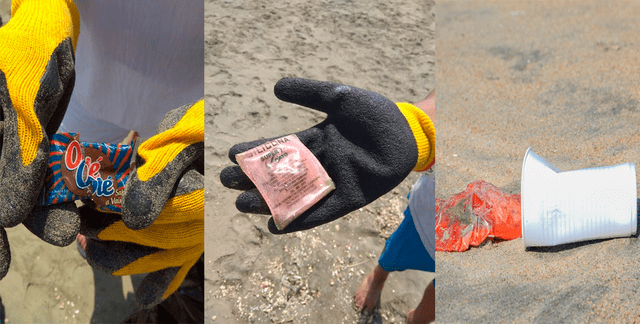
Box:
[236,134,335,230]
[39,133,136,214]
[435,180,521,251]
[521,147,637,247]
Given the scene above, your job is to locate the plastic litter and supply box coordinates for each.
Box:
[435,180,521,252]
[236,134,335,230]
[38,133,135,214]
[521,147,637,247]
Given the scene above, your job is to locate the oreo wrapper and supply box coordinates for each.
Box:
[236,134,335,230]
[39,133,135,214]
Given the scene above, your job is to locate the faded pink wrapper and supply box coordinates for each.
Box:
[236,134,335,230]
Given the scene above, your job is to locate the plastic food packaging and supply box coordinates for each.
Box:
[521,147,637,247]
[39,133,135,214]
[236,134,335,230]
[435,180,521,252]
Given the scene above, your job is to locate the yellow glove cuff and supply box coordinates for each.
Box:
[136,99,204,181]
[397,102,435,172]
[1,0,80,166]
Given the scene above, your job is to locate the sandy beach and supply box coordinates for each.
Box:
[205,0,435,323]
[436,1,640,322]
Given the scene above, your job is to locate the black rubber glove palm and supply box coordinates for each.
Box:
[220,78,418,234]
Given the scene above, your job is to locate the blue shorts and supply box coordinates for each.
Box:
[378,206,435,273]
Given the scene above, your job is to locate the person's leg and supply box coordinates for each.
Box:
[355,206,434,312]
[407,280,435,324]
[354,264,389,311]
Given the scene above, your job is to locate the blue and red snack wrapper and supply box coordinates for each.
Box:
[38,133,135,214]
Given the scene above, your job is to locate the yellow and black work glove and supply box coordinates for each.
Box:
[79,167,203,308]
[121,100,204,230]
[0,0,80,278]
[78,100,204,307]
[220,78,435,234]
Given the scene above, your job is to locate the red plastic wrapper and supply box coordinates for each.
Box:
[435,180,521,252]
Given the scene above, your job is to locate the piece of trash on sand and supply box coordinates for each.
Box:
[521,147,637,247]
[236,134,335,230]
[436,180,521,252]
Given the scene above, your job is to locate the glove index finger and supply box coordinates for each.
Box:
[135,100,204,182]
[122,101,204,230]
[24,202,80,247]
[274,77,360,116]
[122,146,202,231]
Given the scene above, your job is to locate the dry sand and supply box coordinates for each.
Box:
[436,1,640,322]
[205,0,435,323]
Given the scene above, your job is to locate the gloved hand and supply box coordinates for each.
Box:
[0,0,80,277]
[80,167,203,308]
[122,99,204,230]
[24,98,203,247]
[78,100,204,307]
[220,78,435,234]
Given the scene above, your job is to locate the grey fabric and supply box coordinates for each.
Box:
[409,174,436,261]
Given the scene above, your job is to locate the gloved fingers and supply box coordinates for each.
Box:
[153,100,200,134]
[171,167,203,199]
[82,168,203,244]
[0,71,49,228]
[123,143,203,230]
[97,219,203,250]
[235,188,271,215]
[274,78,389,119]
[273,78,344,115]
[153,188,203,225]
[0,226,10,280]
[78,204,121,239]
[0,39,75,229]
[266,190,349,234]
[136,257,199,309]
[36,38,75,137]
[84,238,161,274]
[219,165,254,190]
[122,101,203,230]
[135,266,181,309]
[24,202,80,247]
[123,166,203,227]
[130,100,204,182]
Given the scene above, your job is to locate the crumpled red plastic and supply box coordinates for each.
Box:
[435,180,521,252]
